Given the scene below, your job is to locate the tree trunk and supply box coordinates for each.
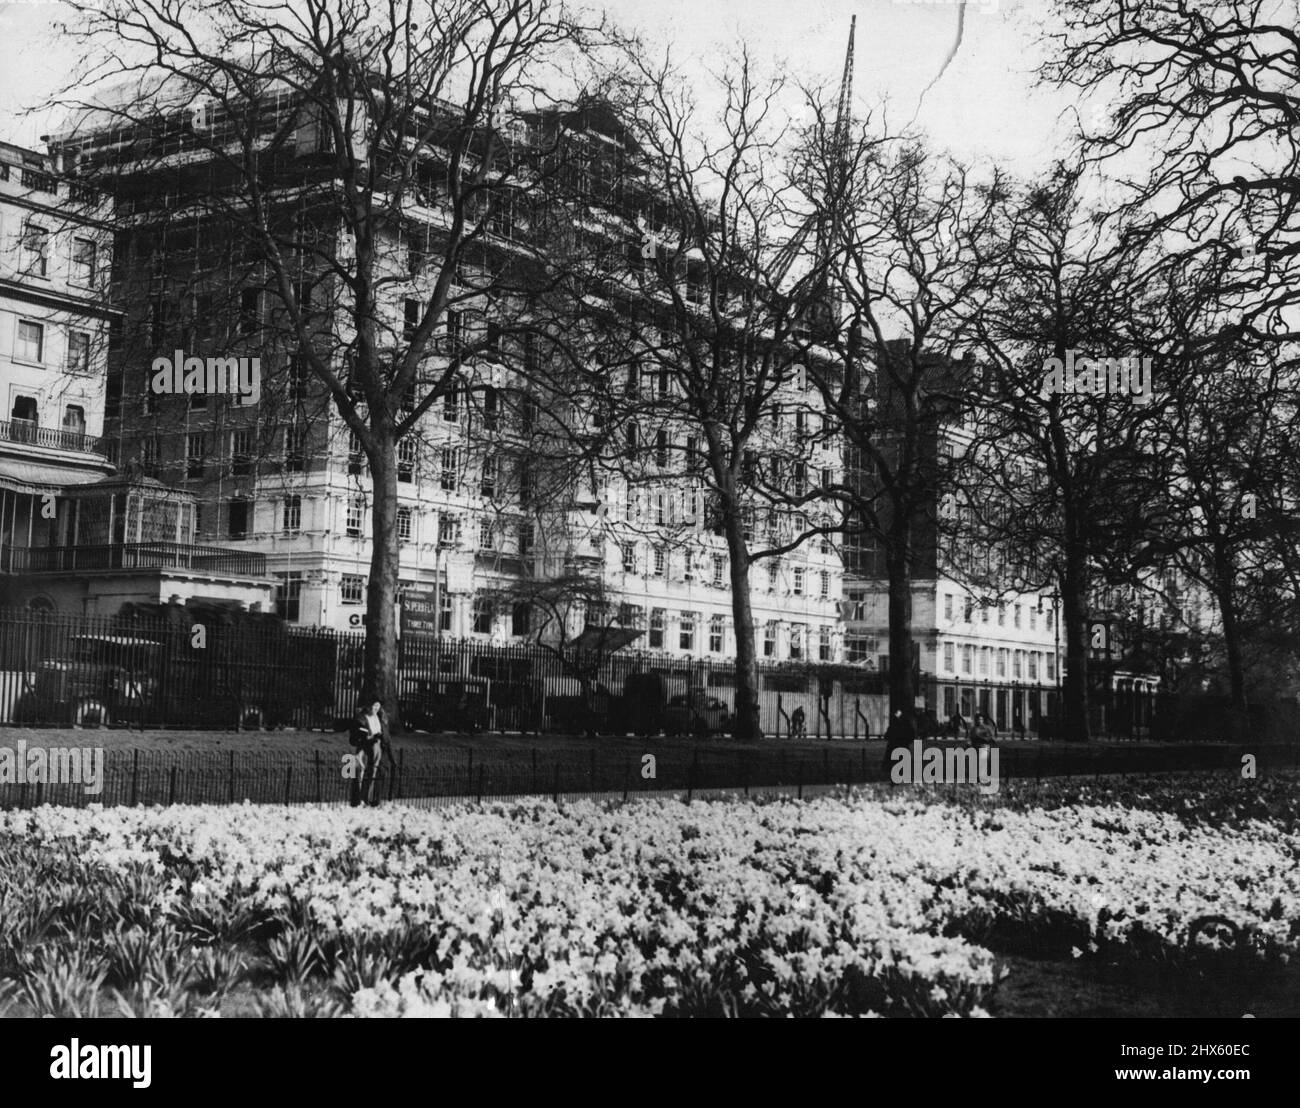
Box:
[1060,557,1090,742]
[1210,540,1247,710]
[364,432,401,723]
[884,536,915,717]
[723,511,763,742]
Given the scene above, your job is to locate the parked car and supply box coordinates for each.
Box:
[14,635,268,729]
[400,679,489,733]
[664,690,731,736]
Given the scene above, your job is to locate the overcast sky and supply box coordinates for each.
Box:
[0,0,1074,176]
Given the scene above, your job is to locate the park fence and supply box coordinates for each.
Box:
[0,606,1292,742]
[0,738,1295,813]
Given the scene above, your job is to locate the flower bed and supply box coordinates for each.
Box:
[1,774,1296,1017]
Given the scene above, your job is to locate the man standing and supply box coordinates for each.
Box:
[349,695,390,807]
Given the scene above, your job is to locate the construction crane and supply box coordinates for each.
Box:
[769,14,856,292]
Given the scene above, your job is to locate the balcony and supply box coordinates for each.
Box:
[0,419,103,455]
[3,542,267,578]
[20,167,57,193]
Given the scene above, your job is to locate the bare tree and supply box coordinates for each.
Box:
[49,0,604,715]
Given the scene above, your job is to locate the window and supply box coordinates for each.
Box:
[288,355,310,400]
[510,602,531,637]
[228,498,250,538]
[239,289,261,335]
[404,298,420,341]
[473,598,492,635]
[21,223,48,277]
[519,521,534,555]
[655,429,669,468]
[683,549,694,581]
[63,405,85,436]
[347,431,365,474]
[1013,650,1023,679]
[71,238,96,286]
[709,616,724,653]
[1046,608,1054,630]
[187,433,205,478]
[998,603,1006,627]
[485,320,502,355]
[818,625,832,662]
[282,496,302,533]
[398,438,416,482]
[445,308,463,349]
[679,612,696,652]
[483,387,499,431]
[1028,652,1039,680]
[943,642,955,672]
[439,516,460,548]
[649,608,665,649]
[443,384,459,422]
[275,572,302,622]
[997,648,1008,678]
[346,499,363,537]
[519,459,534,504]
[16,320,44,362]
[767,561,778,593]
[397,506,412,544]
[792,568,805,596]
[654,492,666,526]
[789,624,805,661]
[763,621,778,658]
[439,592,453,632]
[284,424,306,472]
[962,644,974,675]
[1014,604,1022,628]
[620,541,636,573]
[964,597,973,622]
[1046,653,1056,680]
[1029,607,1037,631]
[712,554,725,587]
[67,331,90,374]
[978,647,989,677]
[478,518,496,550]
[625,422,638,460]
[231,429,253,476]
[652,546,666,577]
[480,454,497,498]
[520,394,537,433]
[819,571,830,599]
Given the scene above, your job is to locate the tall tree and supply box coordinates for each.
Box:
[52,0,602,716]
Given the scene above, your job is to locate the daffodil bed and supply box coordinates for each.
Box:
[1,774,1297,1017]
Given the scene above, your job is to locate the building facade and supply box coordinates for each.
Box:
[54,92,842,656]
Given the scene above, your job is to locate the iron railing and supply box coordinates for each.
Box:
[0,418,103,454]
[4,542,267,577]
[0,739,1294,813]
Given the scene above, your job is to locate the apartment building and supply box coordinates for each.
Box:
[51,92,842,654]
[0,139,272,615]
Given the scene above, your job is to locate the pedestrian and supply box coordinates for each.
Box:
[790,705,806,739]
[883,708,916,778]
[349,694,390,808]
[949,709,968,739]
[969,711,996,776]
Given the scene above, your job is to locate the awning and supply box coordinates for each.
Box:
[0,459,114,496]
